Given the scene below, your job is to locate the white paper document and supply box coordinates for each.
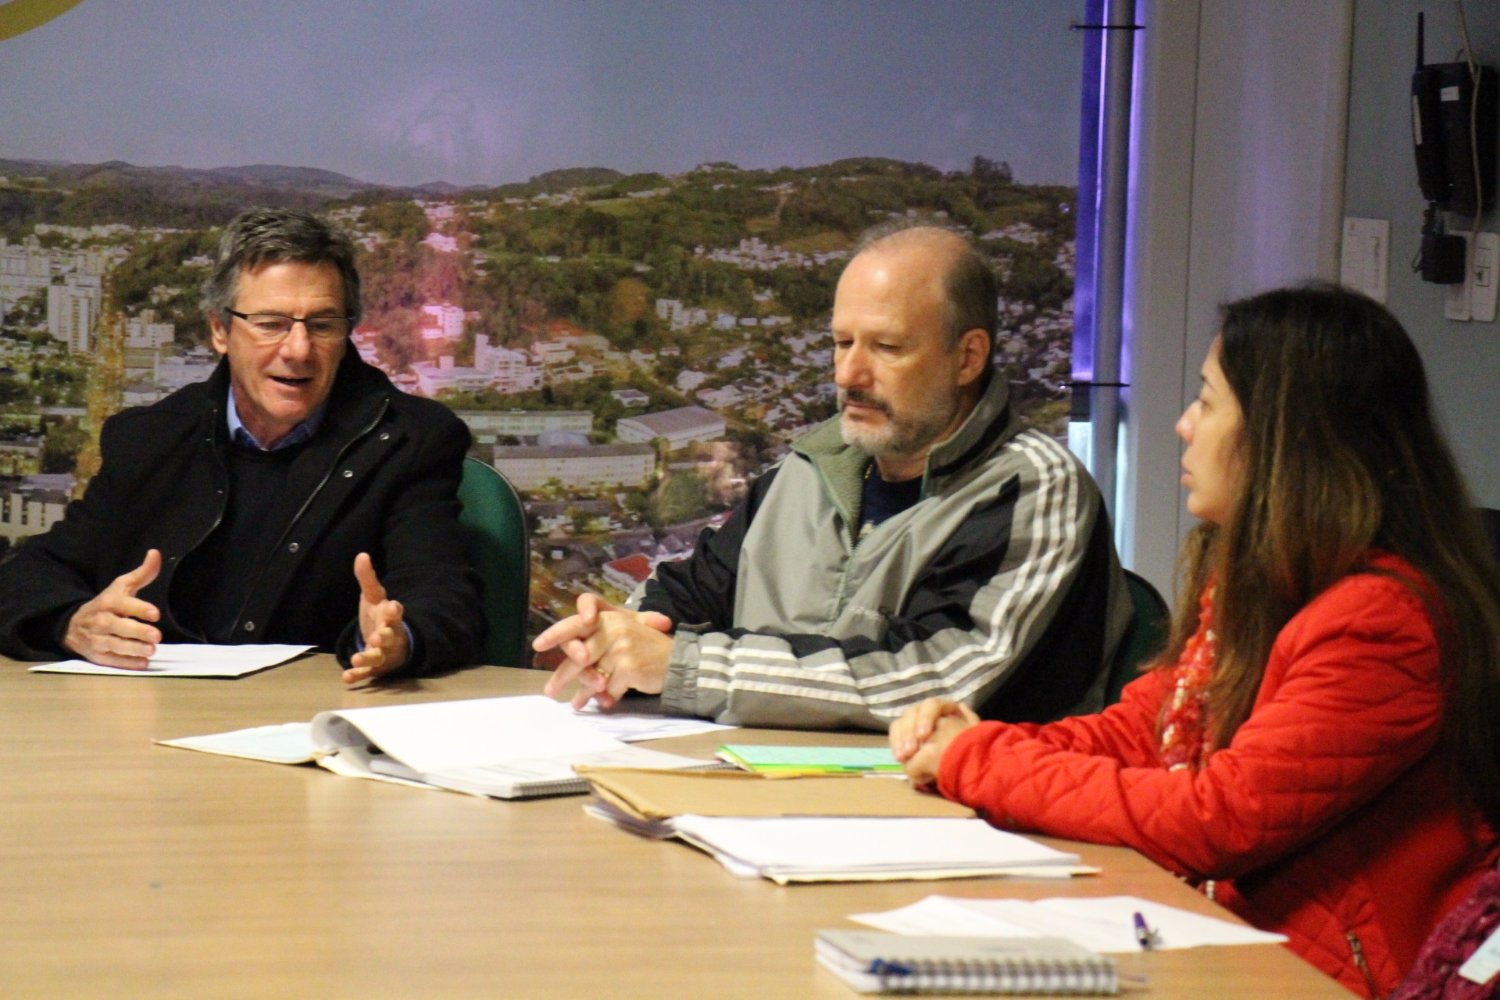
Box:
[662,816,1086,885]
[158,695,714,799]
[572,707,737,743]
[313,694,625,773]
[30,643,313,678]
[851,894,1288,952]
[157,722,321,764]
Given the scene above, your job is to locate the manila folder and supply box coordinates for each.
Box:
[576,767,975,822]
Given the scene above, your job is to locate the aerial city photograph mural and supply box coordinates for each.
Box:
[0,1,1084,641]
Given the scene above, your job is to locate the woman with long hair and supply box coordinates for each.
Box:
[890,284,1500,996]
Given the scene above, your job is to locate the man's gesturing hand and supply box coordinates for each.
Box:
[63,549,163,669]
[344,552,410,684]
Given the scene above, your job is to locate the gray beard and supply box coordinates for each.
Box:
[837,389,957,458]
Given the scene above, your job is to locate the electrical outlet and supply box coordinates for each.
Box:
[1340,217,1389,303]
[1473,232,1498,323]
[1445,233,1500,322]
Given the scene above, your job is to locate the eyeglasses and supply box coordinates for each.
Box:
[223,308,352,343]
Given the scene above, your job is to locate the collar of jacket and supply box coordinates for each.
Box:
[791,372,1016,535]
[200,348,393,446]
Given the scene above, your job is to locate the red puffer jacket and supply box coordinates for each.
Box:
[938,556,1498,996]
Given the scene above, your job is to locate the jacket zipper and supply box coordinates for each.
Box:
[1346,931,1379,998]
[269,397,389,550]
[806,458,856,612]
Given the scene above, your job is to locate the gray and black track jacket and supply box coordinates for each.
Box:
[633,374,1131,731]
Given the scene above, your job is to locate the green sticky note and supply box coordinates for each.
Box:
[718,744,901,773]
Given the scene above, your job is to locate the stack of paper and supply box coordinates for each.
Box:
[650,815,1087,884]
[577,768,1087,884]
[578,766,974,823]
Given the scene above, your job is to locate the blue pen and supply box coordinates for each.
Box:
[1132,911,1157,951]
[871,958,914,977]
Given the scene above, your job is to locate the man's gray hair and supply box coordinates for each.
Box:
[852,219,998,361]
[203,207,362,321]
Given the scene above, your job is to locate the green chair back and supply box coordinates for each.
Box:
[457,457,531,667]
[1106,569,1170,704]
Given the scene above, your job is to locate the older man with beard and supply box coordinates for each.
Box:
[536,224,1129,730]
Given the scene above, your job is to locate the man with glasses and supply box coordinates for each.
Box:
[0,207,482,682]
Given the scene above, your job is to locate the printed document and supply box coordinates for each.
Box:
[158,694,713,799]
[850,894,1288,951]
[30,643,313,678]
[659,815,1087,884]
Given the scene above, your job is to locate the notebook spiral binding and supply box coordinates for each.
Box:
[874,954,1118,995]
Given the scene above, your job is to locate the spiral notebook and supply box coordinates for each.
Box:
[815,929,1119,995]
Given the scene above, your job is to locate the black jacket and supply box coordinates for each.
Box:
[0,351,482,674]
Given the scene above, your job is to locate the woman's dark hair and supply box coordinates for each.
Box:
[1161,282,1500,827]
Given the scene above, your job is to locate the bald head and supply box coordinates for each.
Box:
[831,226,995,481]
[849,225,997,360]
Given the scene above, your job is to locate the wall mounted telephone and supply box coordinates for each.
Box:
[1411,12,1496,283]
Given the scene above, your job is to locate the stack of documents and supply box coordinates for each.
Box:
[579,766,974,824]
[578,767,1089,884]
[158,695,715,799]
[667,816,1086,884]
[586,804,1088,884]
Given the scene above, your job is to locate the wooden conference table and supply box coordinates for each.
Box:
[0,655,1352,999]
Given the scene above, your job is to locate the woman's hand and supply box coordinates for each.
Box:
[889,698,980,788]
